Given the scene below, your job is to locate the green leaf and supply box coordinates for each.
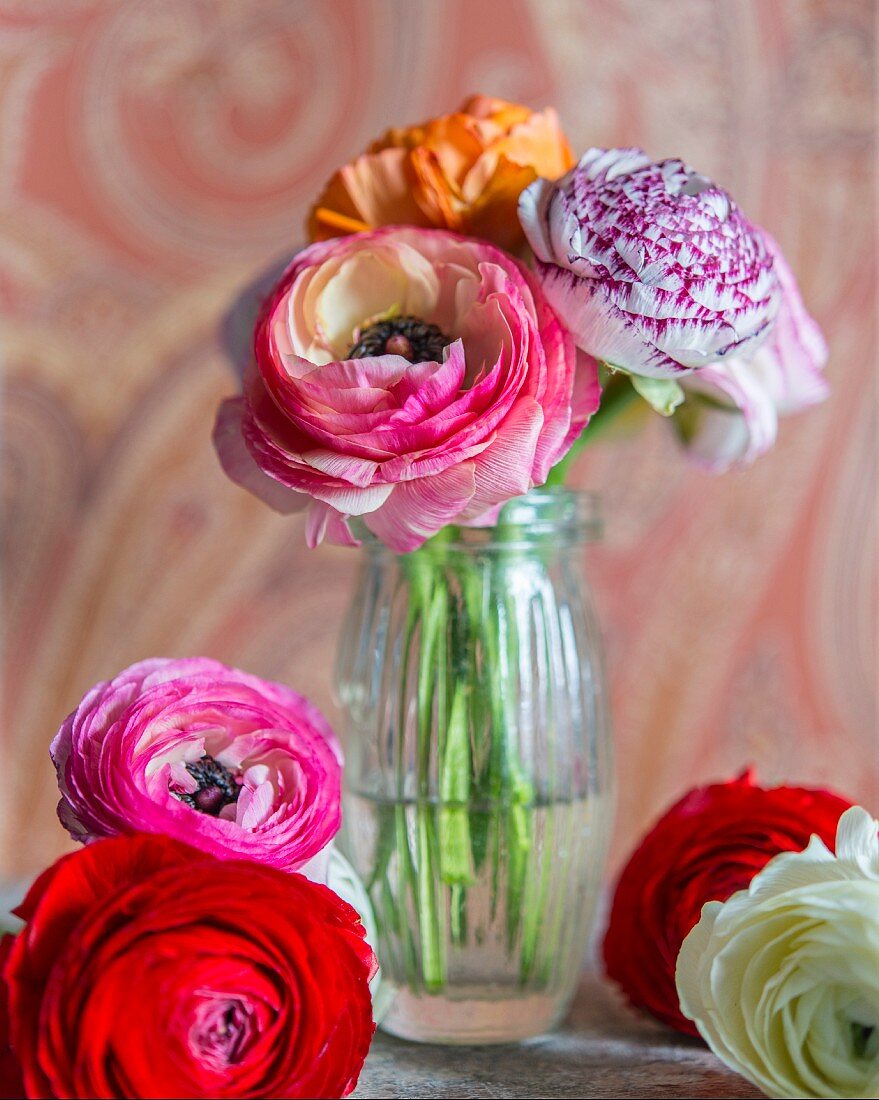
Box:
[631,375,685,417]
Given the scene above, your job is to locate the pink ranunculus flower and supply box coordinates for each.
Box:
[51,657,342,873]
[674,233,829,470]
[213,226,599,552]
[519,148,782,379]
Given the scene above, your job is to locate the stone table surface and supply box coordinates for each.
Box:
[354,974,762,1099]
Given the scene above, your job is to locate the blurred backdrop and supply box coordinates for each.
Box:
[2,0,876,878]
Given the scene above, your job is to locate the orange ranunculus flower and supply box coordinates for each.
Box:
[308,95,574,253]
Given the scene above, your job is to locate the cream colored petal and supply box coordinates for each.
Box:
[835,807,879,877]
[316,253,411,357]
[393,240,442,317]
[675,899,722,1024]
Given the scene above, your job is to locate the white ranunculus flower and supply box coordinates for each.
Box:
[300,843,389,1023]
[324,846,392,1024]
[676,806,879,1099]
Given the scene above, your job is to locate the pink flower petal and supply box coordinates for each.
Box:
[237,779,275,831]
[461,398,544,518]
[365,463,477,552]
[757,231,829,414]
[305,501,359,549]
[679,361,778,470]
[213,398,307,514]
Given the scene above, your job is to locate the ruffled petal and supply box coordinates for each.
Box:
[213,398,307,514]
[461,398,544,517]
[365,463,477,552]
[676,360,779,470]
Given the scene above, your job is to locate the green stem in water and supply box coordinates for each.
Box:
[415,802,445,990]
[499,584,534,952]
[519,808,554,983]
[395,522,552,988]
[398,549,450,990]
[393,804,420,983]
[439,683,475,888]
[392,564,423,987]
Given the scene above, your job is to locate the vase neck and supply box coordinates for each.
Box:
[356,489,602,558]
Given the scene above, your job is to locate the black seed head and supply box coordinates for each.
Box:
[349,315,451,363]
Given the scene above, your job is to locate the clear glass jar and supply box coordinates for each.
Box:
[334,489,613,1044]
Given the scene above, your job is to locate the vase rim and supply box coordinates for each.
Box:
[354,487,602,554]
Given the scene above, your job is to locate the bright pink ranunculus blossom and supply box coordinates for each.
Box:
[51,657,342,873]
[214,226,600,552]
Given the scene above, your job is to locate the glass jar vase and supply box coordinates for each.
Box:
[334,489,614,1044]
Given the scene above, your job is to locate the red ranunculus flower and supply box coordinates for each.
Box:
[602,769,853,1036]
[0,939,24,1100]
[2,834,376,1099]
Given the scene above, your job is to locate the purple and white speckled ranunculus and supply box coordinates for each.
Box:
[519,148,782,379]
[51,657,342,874]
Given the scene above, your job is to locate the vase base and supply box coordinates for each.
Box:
[379,984,566,1045]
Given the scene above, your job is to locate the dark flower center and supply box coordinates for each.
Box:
[190,997,255,1070]
[175,755,241,816]
[348,315,451,363]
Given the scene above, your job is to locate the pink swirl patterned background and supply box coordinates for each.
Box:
[1,0,876,876]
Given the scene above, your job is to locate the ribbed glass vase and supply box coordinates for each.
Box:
[334,489,614,1044]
